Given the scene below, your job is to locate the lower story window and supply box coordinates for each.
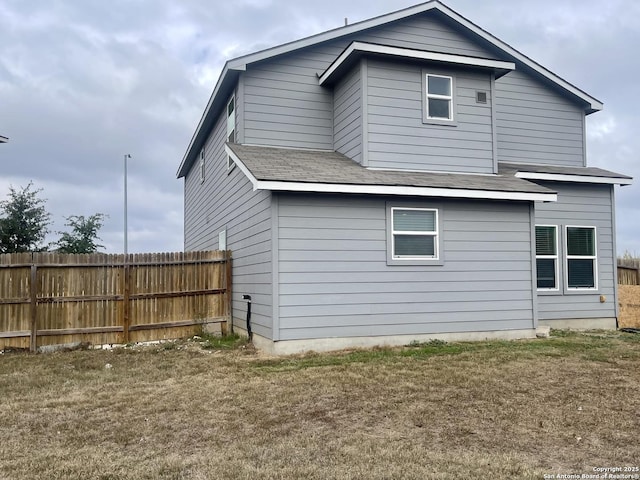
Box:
[391,207,438,259]
[566,226,597,289]
[535,225,558,290]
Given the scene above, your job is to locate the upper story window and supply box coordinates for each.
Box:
[426,74,453,121]
[566,226,597,290]
[227,95,236,171]
[199,147,205,184]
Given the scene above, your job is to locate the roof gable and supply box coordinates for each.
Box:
[178,1,602,178]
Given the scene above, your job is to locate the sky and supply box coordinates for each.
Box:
[0,0,638,254]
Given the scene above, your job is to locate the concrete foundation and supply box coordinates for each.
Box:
[538,317,617,330]
[234,327,537,356]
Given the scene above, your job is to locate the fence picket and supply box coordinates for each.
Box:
[0,251,231,350]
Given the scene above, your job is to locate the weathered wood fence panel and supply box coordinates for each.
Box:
[617,261,640,328]
[0,251,231,351]
[617,265,640,286]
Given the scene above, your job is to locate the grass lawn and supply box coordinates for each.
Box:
[1,330,639,480]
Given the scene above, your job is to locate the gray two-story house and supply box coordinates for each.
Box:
[178,1,632,354]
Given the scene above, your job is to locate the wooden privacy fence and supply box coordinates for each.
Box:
[0,250,232,351]
[617,261,640,328]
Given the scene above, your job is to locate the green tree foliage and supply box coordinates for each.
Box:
[53,214,107,254]
[0,183,52,253]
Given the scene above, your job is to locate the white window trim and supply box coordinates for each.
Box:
[199,148,205,184]
[425,74,453,121]
[226,94,236,171]
[391,207,439,260]
[535,224,559,292]
[565,225,598,291]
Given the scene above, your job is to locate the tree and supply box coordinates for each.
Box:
[0,183,51,253]
[53,214,107,254]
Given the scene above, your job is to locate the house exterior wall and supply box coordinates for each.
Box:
[275,193,535,341]
[365,58,494,173]
[534,182,616,321]
[333,61,363,163]
[495,69,586,167]
[242,11,495,157]
[184,99,273,338]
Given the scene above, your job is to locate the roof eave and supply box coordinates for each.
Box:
[225,144,557,203]
[177,63,242,178]
[318,41,515,86]
[515,172,633,186]
[433,3,603,112]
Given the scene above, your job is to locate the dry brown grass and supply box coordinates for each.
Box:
[1,331,639,480]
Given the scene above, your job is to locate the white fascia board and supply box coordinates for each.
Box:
[515,172,633,186]
[255,180,557,202]
[0,135,8,143]
[319,42,515,85]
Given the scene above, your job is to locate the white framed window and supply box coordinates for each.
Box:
[565,226,597,290]
[226,95,236,171]
[535,225,558,290]
[391,207,439,260]
[199,148,205,184]
[425,74,453,121]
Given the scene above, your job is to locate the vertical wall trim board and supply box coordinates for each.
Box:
[361,58,369,167]
[491,73,498,174]
[238,73,245,143]
[611,186,619,323]
[272,194,280,341]
[582,113,587,167]
[529,202,538,328]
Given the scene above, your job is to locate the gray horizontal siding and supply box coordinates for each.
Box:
[334,62,362,163]
[495,70,585,167]
[356,12,494,57]
[534,182,616,320]
[184,90,273,338]
[276,194,534,341]
[366,59,494,173]
[242,10,494,152]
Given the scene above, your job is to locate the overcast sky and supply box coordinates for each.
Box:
[0,0,638,254]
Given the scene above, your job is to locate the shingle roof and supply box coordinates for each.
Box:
[227,143,556,200]
[498,162,632,180]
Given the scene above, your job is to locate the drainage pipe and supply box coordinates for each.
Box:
[242,294,252,341]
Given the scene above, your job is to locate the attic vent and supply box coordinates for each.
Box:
[476,91,488,104]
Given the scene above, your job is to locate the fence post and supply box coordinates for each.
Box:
[123,262,131,343]
[225,251,233,334]
[29,264,37,352]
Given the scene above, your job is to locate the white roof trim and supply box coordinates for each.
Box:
[225,145,557,202]
[515,171,633,186]
[319,42,515,85]
[255,180,556,202]
[0,135,8,143]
